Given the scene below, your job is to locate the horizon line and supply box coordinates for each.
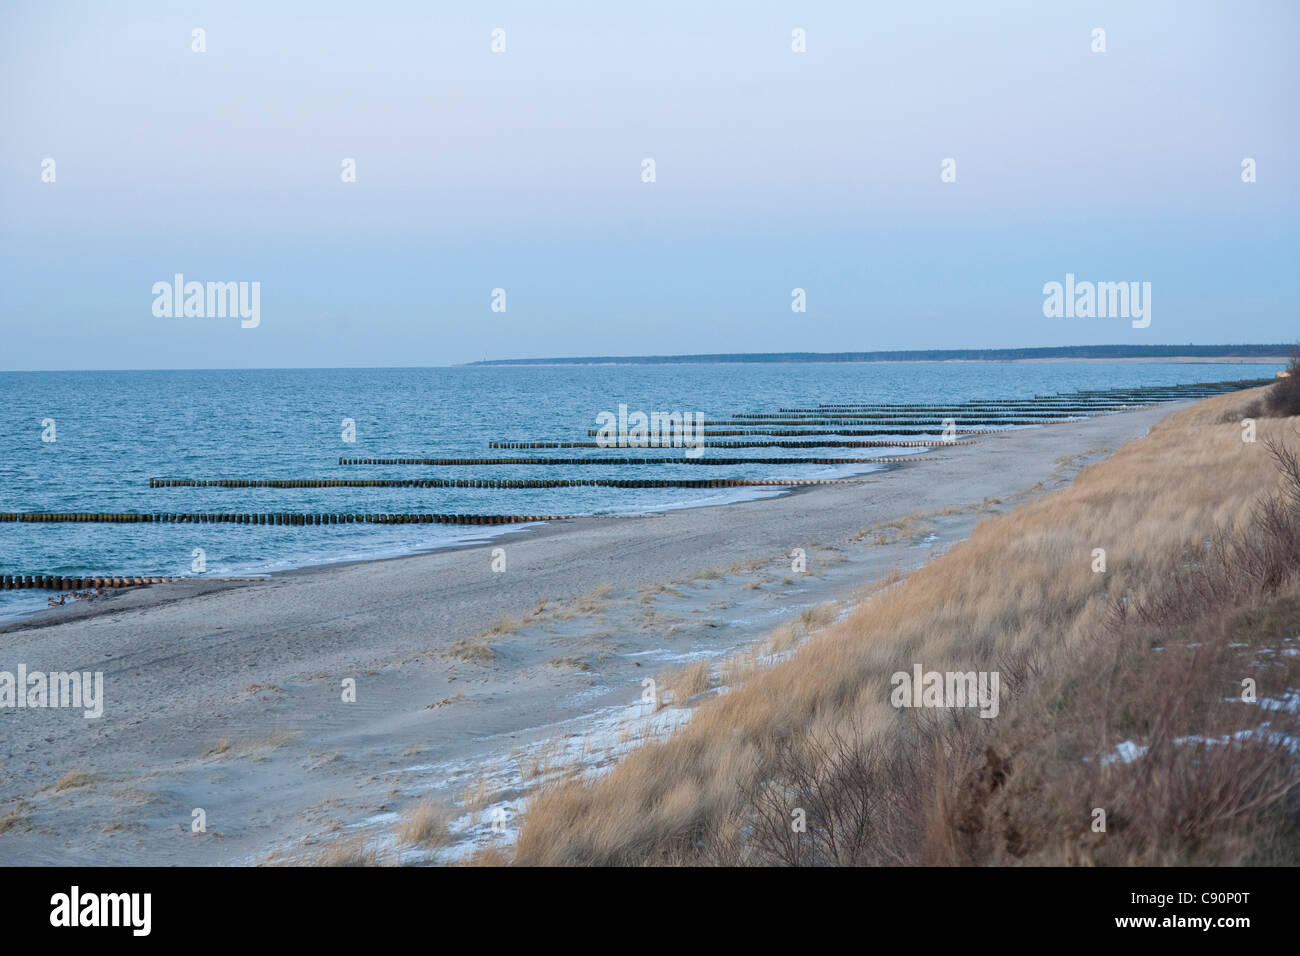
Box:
[1,343,1294,374]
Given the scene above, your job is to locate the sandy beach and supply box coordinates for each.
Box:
[0,401,1187,864]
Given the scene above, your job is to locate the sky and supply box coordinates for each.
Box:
[1,0,1296,370]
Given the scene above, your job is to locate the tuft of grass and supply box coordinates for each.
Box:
[204,731,299,761]
[486,616,520,636]
[748,603,840,659]
[853,568,905,603]
[426,691,466,709]
[658,659,714,709]
[521,738,570,783]
[718,646,764,688]
[263,729,301,749]
[456,846,512,867]
[640,582,686,603]
[397,801,451,849]
[856,510,938,546]
[54,771,100,792]
[798,602,838,631]
[552,583,616,620]
[762,622,802,656]
[461,775,494,813]
[448,637,496,663]
[309,834,385,866]
[0,802,27,835]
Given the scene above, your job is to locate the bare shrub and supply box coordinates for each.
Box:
[740,721,972,866]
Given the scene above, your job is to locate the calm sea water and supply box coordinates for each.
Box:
[0,362,1276,618]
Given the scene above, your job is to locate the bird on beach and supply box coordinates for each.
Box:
[48,595,66,608]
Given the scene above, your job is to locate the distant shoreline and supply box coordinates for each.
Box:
[466,345,1293,367]
[469,356,1290,367]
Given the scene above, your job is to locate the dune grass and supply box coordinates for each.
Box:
[397,801,451,850]
[512,387,1300,866]
[656,659,715,709]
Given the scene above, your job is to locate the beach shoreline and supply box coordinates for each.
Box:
[0,464,903,632]
[0,401,1191,864]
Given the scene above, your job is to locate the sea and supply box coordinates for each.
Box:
[0,361,1279,619]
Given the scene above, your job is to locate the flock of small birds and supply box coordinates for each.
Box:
[47,587,109,608]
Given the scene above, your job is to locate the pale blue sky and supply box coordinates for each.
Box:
[1,0,1296,369]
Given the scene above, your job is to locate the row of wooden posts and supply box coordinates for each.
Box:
[486,439,972,450]
[2,575,174,590]
[337,455,935,466]
[147,476,876,490]
[0,512,571,526]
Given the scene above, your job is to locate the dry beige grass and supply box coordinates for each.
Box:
[203,731,300,762]
[718,645,765,688]
[657,659,714,709]
[397,801,451,849]
[455,846,512,867]
[426,690,466,709]
[762,622,801,656]
[554,583,615,620]
[262,730,300,749]
[514,388,1300,866]
[461,775,495,813]
[520,737,584,784]
[852,567,906,603]
[53,771,100,792]
[455,602,552,652]
[307,833,387,866]
[798,602,839,631]
[447,636,496,663]
[856,510,938,546]
[0,801,27,835]
[639,581,686,603]
[489,615,520,635]
[754,602,839,657]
